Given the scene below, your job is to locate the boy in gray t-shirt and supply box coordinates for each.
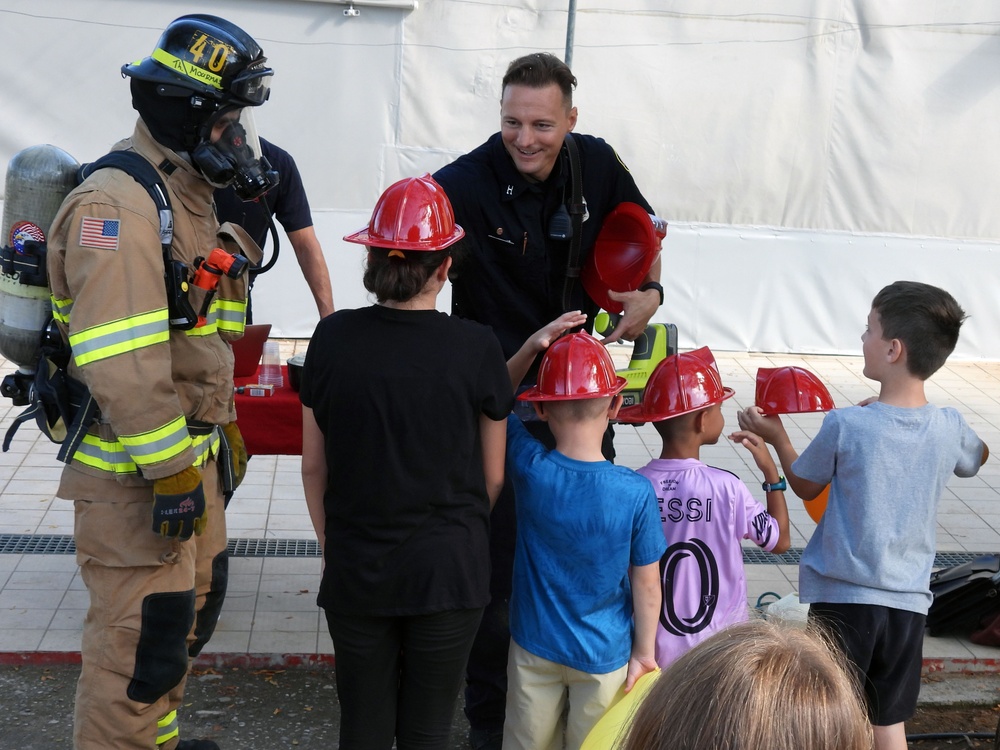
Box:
[740,281,989,750]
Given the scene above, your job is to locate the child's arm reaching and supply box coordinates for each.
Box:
[506,310,587,389]
[625,561,661,692]
[729,429,791,554]
[736,406,826,501]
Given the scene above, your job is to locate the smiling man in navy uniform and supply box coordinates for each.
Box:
[434,51,663,750]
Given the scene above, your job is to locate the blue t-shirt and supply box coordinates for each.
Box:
[793,402,983,614]
[506,416,666,673]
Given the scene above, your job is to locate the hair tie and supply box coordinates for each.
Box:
[388,249,406,259]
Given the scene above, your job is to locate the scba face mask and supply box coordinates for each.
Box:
[192,108,278,200]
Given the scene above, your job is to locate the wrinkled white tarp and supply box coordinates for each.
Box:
[1,1,997,358]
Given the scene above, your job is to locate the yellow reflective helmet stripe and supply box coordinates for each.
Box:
[152,47,223,91]
[118,415,192,466]
[69,308,170,366]
[156,709,179,745]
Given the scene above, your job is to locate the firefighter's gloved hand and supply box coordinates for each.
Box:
[222,422,247,489]
[152,466,207,540]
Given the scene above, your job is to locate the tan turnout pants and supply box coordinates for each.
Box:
[72,460,227,750]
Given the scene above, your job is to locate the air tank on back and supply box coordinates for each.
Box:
[0,144,79,376]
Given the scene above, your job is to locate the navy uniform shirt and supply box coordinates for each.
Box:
[434,132,653,371]
[214,138,313,321]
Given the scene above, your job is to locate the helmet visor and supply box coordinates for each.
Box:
[229,65,272,106]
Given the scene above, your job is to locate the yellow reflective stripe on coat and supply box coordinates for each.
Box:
[74,434,138,474]
[215,297,247,335]
[185,299,219,337]
[118,415,192,467]
[69,308,170,366]
[50,295,73,325]
[192,430,221,467]
[70,426,219,476]
[156,709,179,745]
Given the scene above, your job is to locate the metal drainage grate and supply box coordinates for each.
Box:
[741,547,989,569]
[227,538,320,557]
[743,547,802,565]
[0,534,991,568]
[0,534,76,555]
[0,534,322,558]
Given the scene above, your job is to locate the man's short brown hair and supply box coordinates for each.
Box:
[502,52,576,108]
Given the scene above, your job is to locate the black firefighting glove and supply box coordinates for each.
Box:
[152,465,207,541]
[221,422,248,490]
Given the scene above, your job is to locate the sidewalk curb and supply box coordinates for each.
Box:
[0,651,336,669]
[0,651,996,674]
[2,651,999,707]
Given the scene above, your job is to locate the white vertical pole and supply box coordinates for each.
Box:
[565,0,577,67]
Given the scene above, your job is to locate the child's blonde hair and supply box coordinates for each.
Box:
[620,618,873,750]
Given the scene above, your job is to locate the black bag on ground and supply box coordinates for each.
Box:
[927,554,1000,636]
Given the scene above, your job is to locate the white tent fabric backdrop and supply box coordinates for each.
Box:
[1,1,997,358]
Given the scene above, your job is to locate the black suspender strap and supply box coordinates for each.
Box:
[80,152,198,329]
[561,133,585,313]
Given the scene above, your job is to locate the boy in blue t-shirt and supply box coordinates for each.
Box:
[740,281,990,750]
[501,323,665,750]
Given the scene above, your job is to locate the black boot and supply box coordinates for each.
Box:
[176,740,221,750]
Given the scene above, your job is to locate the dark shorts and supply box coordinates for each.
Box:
[808,602,925,726]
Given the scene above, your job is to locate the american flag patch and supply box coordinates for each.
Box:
[80,217,120,250]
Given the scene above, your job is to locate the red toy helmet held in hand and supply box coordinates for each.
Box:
[581,202,665,314]
[755,366,835,415]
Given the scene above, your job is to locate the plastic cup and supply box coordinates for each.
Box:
[258,341,284,387]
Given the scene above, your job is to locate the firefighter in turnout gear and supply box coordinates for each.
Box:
[45,15,270,750]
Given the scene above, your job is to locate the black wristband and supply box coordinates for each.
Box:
[639,281,664,306]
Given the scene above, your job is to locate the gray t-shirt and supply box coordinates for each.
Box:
[794,401,983,614]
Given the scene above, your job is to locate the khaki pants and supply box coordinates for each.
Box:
[72,460,227,750]
[502,641,627,750]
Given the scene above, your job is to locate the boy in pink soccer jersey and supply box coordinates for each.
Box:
[618,347,791,666]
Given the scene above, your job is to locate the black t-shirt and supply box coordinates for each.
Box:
[434,132,653,371]
[215,138,313,321]
[214,137,313,250]
[300,305,513,615]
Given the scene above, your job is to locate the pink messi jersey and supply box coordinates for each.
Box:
[637,458,780,667]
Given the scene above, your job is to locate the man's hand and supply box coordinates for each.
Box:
[222,422,248,489]
[152,466,207,541]
[600,288,660,344]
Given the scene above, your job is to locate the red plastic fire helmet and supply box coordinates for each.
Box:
[517,333,628,402]
[755,366,835,415]
[343,174,464,251]
[581,202,666,314]
[617,346,734,423]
